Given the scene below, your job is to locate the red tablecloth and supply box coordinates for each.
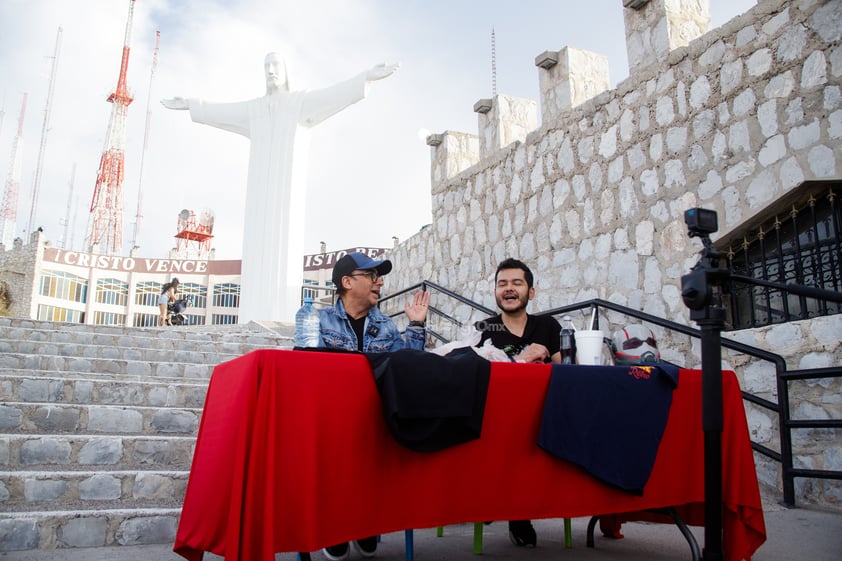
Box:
[174,350,766,561]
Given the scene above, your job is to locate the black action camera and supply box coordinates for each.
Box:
[684,207,718,238]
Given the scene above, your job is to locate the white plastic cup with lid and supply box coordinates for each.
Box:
[574,330,606,365]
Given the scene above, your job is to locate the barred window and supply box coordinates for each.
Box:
[188,313,207,326]
[718,181,841,330]
[96,278,128,306]
[212,313,238,325]
[134,312,159,328]
[213,283,240,308]
[37,305,85,324]
[303,279,319,300]
[135,281,163,307]
[39,271,88,303]
[179,282,208,309]
[93,311,127,326]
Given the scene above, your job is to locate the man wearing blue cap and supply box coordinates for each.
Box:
[319,251,429,559]
[318,251,429,355]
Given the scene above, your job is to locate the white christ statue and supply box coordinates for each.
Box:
[162,52,398,323]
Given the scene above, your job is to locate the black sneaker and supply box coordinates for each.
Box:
[352,536,378,558]
[508,519,537,547]
[322,542,350,560]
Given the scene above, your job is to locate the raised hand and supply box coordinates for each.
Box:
[160,97,190,110]
[366,62,400,82]
[405,290,430,323]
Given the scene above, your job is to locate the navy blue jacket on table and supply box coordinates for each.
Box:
[537,364,679,495]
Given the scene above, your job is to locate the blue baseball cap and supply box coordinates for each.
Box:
[332,252,392,285]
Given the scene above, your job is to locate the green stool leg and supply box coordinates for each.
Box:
[473,522,483,554]
[563,518,572,548]
[436,526,444,537]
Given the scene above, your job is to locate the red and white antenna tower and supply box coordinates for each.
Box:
[0,93,28,248]
[174,208,215,260]
[85,0,136,255]
[130,29,159,252]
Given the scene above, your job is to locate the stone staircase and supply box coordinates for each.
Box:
[0,317,294,553]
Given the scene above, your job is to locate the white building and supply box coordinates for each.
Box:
[0,231,385,326]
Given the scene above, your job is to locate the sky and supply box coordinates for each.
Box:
[0,0,758,261]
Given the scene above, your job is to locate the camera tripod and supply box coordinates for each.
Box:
[680,208,842,561]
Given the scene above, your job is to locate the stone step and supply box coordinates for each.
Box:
[0,374,208,408]
[0,353,215,380]
[0,325,290,351]
[0,470,188,510]
[0,318,295,347]
[0,340,241,369]
[1,402,202,436]
[4,434,196,471]
[0,508,181,550]
[0,367,208,387]
[0,320,299,554]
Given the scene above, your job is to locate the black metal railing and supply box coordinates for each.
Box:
[375,284,841,507]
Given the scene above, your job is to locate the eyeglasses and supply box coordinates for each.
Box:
[347,270,381,283]
[622,337,657,350]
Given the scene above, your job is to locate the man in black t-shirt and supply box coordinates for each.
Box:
[477,258,561,364]
[476,258,561,549]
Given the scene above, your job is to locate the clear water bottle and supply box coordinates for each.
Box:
[294,297,321,348]
[560,315,576,364]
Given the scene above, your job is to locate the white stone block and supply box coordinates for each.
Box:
[689,75,712,110]
[807,145,836,177]
[746,168,779,208]
[780,155,805,190]
[698,169,724,200]
[801,50,828,89]
[733,88,757,117]
[655,96,675,126]
[758,134,787,166]
[762,7,790,38]
[729,120,752,153]
[747,48,773,77]
[721,59,744,96]
[764,70,795,99]
[664,159,686,189]
[785,97,804,125]
[775,24,807,63]
[788,119,821,150]
[726,159,756,184]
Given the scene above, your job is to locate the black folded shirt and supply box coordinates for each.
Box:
[366,348,491,453]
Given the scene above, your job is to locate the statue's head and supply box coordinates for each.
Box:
[264,52,289,94]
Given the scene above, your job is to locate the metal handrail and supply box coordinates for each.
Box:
[316,280,841,507]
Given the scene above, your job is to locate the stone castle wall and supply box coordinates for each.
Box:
[0,231,44,318]
[384,0,842,507]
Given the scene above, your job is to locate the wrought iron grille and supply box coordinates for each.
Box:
[721,182,842,330]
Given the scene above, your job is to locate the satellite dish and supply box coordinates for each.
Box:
[199,208,215,227]
[179,209,191,221]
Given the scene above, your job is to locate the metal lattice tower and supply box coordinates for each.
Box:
[26,26,62,238]
[491,27,497,97]
[0,93,28,248]
[85,0,135,255]
[130,29,159,252]
[59,163,76,249]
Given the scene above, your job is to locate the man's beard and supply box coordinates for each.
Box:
[496,293,528,313]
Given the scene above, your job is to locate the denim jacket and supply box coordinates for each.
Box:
[319,298,426,352]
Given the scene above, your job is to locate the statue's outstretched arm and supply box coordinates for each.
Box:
[161,97,190,110]
[365,62,400,82]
